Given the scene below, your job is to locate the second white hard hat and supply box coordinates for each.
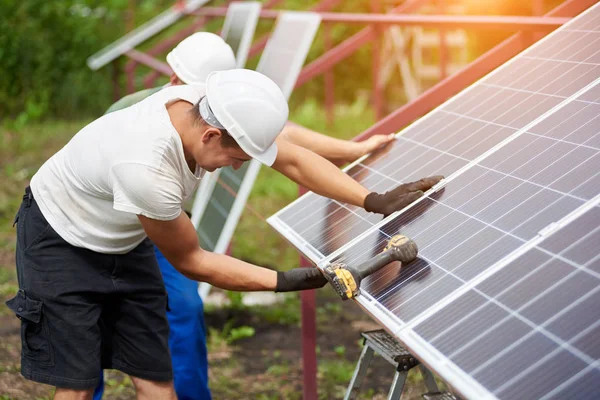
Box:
[203,69,289,166]
[166,32,236,85]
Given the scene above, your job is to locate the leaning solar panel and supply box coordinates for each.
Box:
[220,1,261,68]
[267,3,600,265]
[327,81,600,323]
[411,203,600,399]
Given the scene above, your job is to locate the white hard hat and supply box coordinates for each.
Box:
[166,32,236,85]
[201,69,289,166]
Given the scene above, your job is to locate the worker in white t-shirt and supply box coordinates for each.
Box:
[8,69,441,399]
[99,32,403,400]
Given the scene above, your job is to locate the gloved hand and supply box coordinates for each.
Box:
[364,175,444,216]
[275,268,328,292]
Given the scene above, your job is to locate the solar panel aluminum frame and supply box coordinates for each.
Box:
[194,12,321,298]
[220,1,262,68]
[87,0,211,70]
[318,75,600,269]
[352,193,600,400]
[321,76,600,400]
[270,3,600,398]
[256,12,322,99]
[267,5,600,267]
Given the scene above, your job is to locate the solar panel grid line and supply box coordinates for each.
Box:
[268,2,583,226]
[316,7,598,398]
[397,328,495,400]
[319,76,600,268]
[420,242,600,348]
[395,215,600,398]
[539,358,600,400]
[372,124,596,207]
[402,192,600,333]
[520,55,599,67]
[456,255,600,370]
[270,47,600,266]
[353,170,593,309]
[473,285,600,395]
[407,208,600,397]
[367,189,562,303]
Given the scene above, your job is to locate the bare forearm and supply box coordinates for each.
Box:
[273,144,369,207]
[282,124,361,161]
[177,250,277,291]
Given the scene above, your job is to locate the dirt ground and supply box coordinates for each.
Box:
[0,246,441,400]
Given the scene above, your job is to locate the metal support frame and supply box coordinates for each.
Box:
[355,0,595,141]
[296,0,427,88]
[344,330,441,400]
[195,9,568,30]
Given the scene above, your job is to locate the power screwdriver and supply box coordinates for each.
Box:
[322,234,418,300]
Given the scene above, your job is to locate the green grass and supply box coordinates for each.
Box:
[0,119,93,235]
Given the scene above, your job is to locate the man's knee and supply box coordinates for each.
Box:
[53,387,95,400]
[131,376,176,400]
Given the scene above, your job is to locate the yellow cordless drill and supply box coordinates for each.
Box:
[323,234,418,300]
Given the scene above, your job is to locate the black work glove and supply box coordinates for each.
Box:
[275,268,328,292]
[364,175,444,216]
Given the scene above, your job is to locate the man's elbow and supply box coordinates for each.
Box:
[171,247,213,282]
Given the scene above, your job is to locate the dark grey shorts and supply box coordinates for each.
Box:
[6,187,172,389]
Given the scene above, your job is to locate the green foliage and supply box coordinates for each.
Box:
[0,1,126,122]
[318,359,356,397]
[210,319,256,345]
[254,293,301,325]
[334,345,346,357]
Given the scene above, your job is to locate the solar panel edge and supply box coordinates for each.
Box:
[268,2,600,234]
[256,12,321,99]
[190,170,220,228]
[398,329,497,400]
[352,293,497,400]
[267,216,325,263]
[319,77,600,267]
[212,159,263,254]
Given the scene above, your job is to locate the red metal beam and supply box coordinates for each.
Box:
[354,0,595,141]
[125,49,172,75]
[296,0,429,88]
[247,0,340,59]
[195,8,569,30]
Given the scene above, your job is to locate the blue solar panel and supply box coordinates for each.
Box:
[269,3,600,398]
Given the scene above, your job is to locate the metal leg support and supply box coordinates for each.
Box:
[419,365,440,392]
[344,344,375,400]
[387,370,408,400]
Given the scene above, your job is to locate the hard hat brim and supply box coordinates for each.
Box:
[241,141,278,167]
[166,52,192,85]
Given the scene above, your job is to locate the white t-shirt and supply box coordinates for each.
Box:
[31,85,206,254]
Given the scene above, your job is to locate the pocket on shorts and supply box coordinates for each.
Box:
[6,290,54,366]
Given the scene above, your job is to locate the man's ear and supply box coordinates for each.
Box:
[200,128,223,144]
[170,73,183,86]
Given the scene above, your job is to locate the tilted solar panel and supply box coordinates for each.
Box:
[412,203,600,400]
[268,4,600,265]
[220,1,261,68]
[269,3,600,398]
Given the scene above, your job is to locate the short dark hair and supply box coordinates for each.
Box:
[189,98,240,149]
